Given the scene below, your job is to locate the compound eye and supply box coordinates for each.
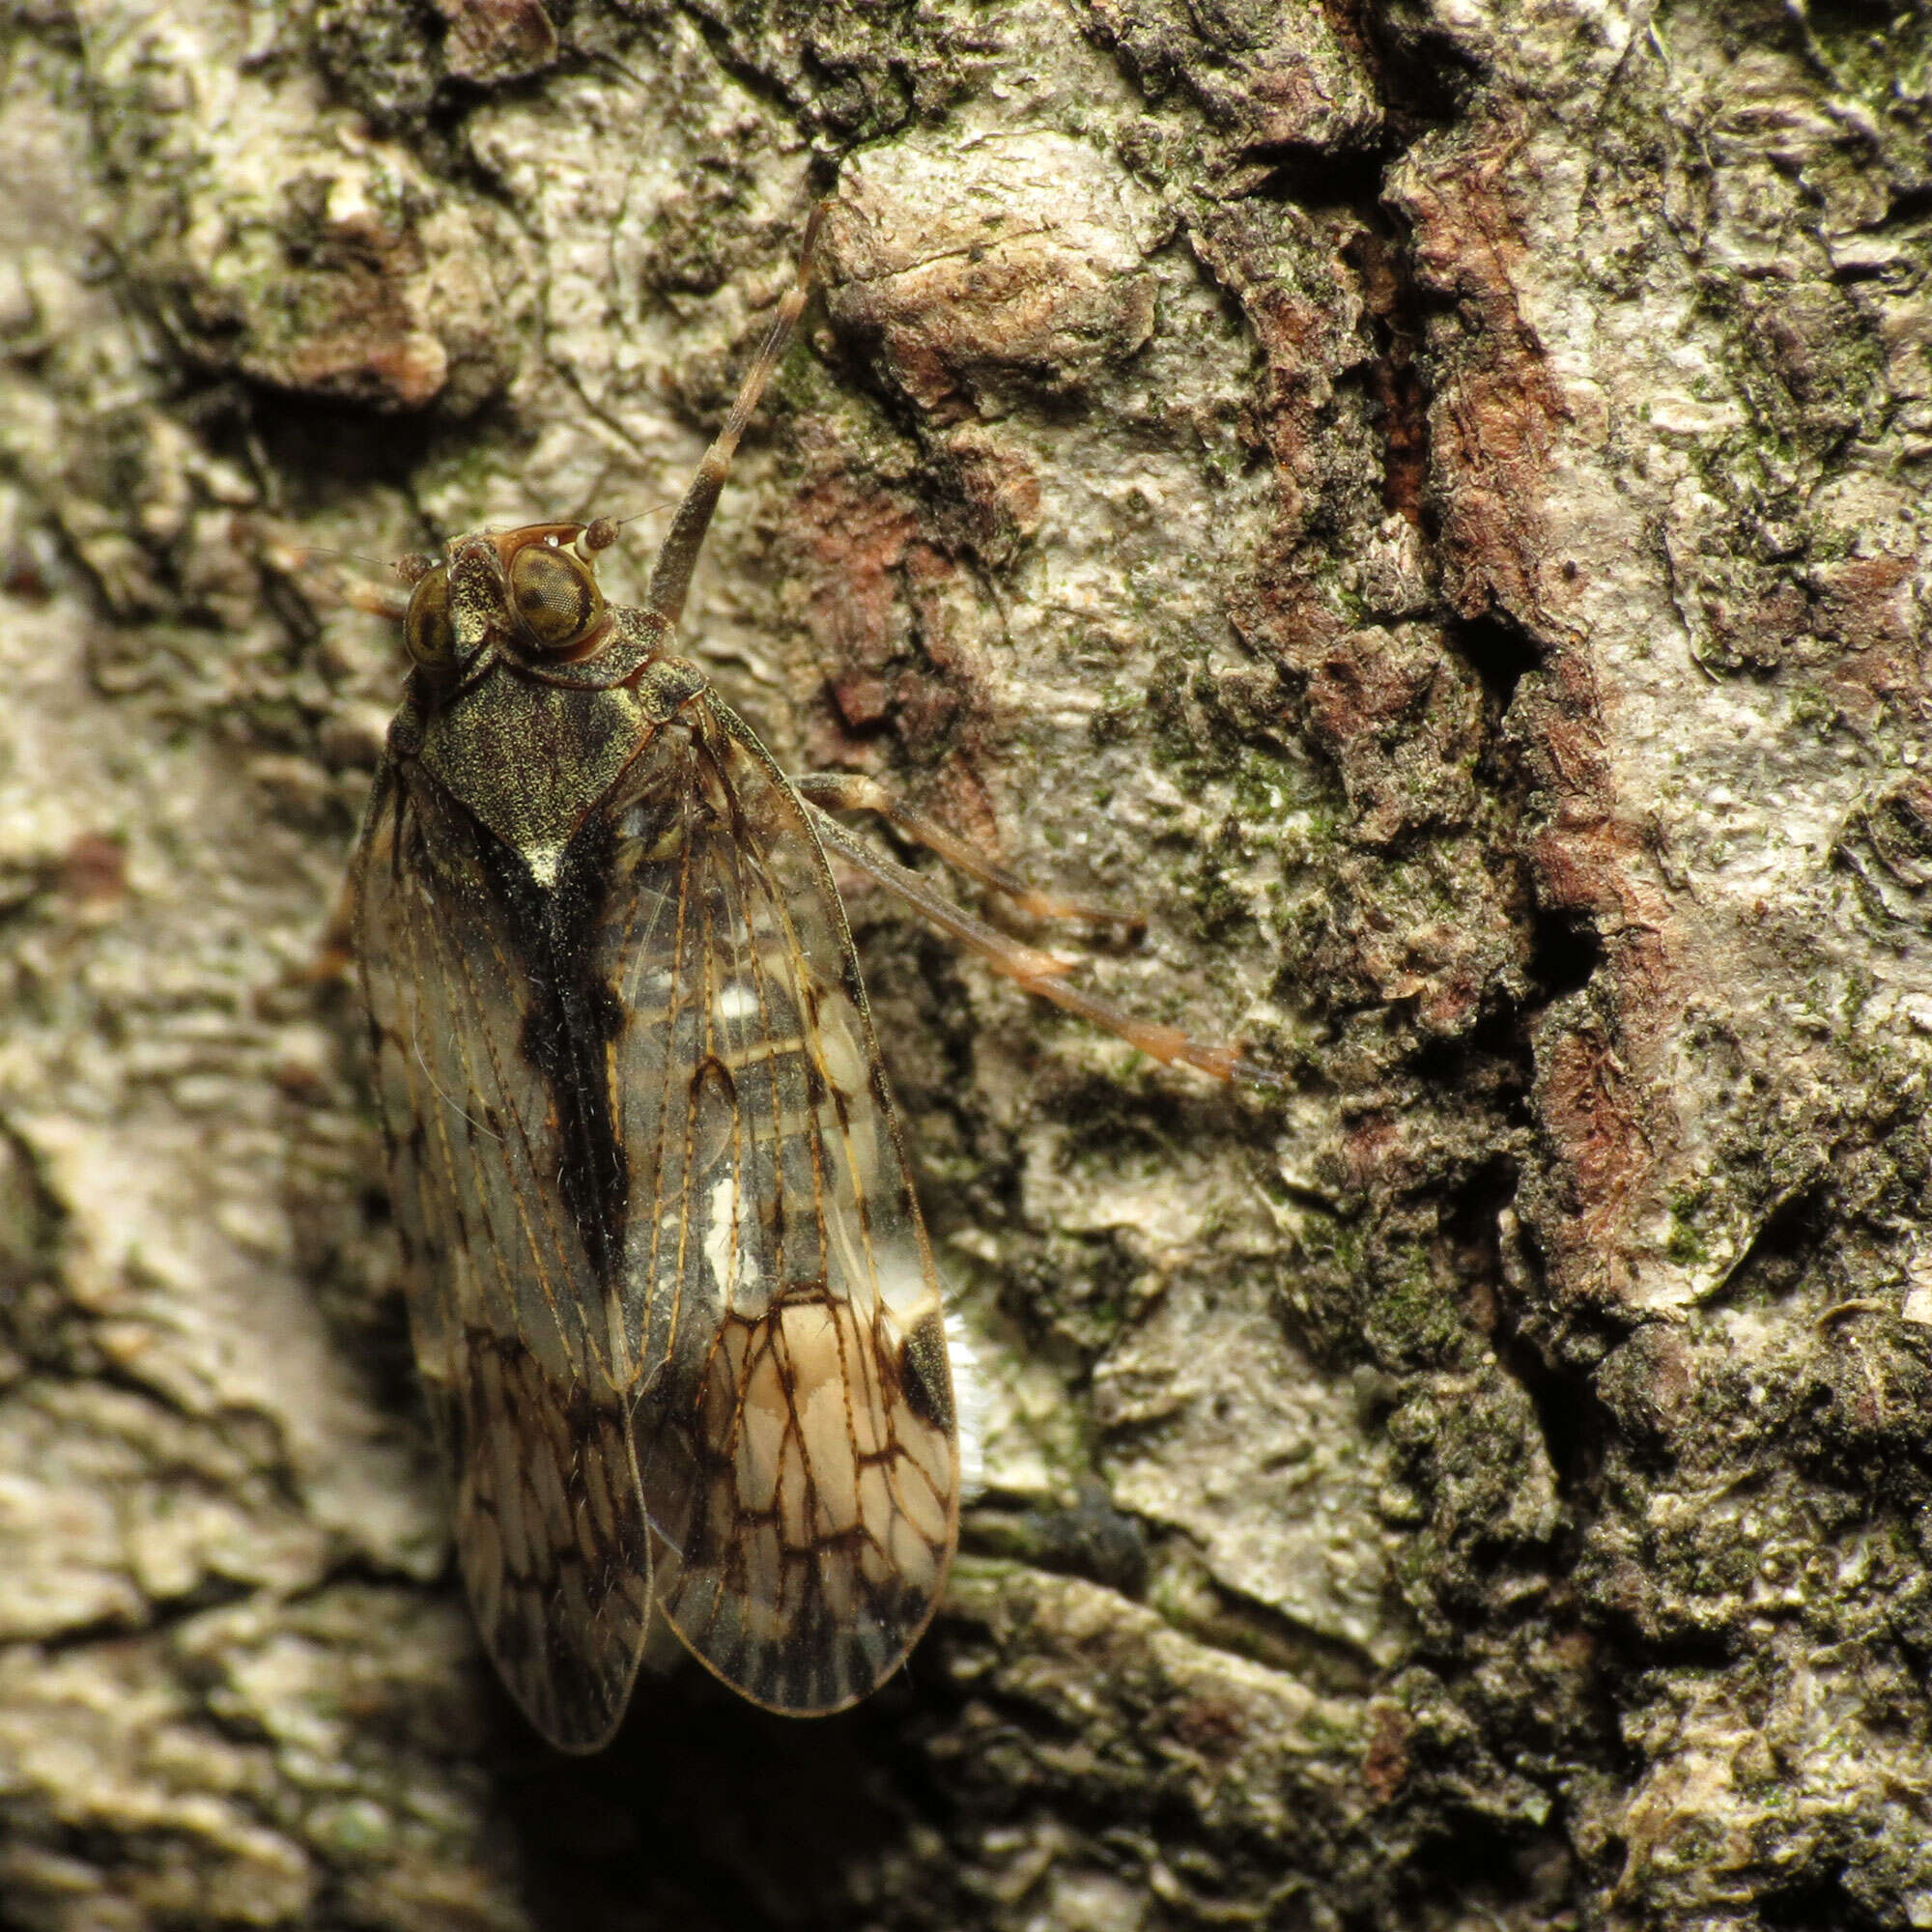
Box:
[404,565,455,669]
[508,544,604,654]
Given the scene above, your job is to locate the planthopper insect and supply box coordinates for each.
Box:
[339,204,1266,1751]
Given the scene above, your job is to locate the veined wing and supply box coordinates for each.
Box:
[600,698,960,1715]
[353,761,655,1753]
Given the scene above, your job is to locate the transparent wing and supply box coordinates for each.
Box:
[602,701,960,1715]
[352,763,654,1753]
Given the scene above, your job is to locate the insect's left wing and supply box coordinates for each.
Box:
[600,705,961,1715]
[354,763,656,1752]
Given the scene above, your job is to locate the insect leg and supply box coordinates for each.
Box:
[803,802,1272,1087]
[255,528,413,621]
[792,772,1146,932]
[645,203,829,630]
[330,578,411,622]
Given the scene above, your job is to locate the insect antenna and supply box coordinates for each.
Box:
[644,202,829,630]
[291,543,393,572]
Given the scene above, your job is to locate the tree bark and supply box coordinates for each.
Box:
[2,0,1929,1925]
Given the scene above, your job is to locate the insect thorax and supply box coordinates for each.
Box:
[418,671,649,889]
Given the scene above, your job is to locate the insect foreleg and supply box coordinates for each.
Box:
[791,772,1146,932]
[258,529,413,622]
[645,203,829,630]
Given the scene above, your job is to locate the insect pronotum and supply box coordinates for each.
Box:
[342,204,1264,1750]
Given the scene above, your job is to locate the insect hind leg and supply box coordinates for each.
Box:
[792,772,1146,933]
[801,801,1275,1088]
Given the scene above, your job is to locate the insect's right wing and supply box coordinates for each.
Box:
[596,705,961,1715]
[353,762,655,1753]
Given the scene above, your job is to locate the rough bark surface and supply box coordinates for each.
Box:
[1,0,1929,1926]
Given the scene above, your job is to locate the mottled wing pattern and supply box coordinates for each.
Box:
[353,764,655,1752]
[599,702,960,1714]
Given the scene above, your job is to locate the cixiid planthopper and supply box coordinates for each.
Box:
[332,204,1270,1752]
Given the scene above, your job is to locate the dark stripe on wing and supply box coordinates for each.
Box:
[471,810,634,1290]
